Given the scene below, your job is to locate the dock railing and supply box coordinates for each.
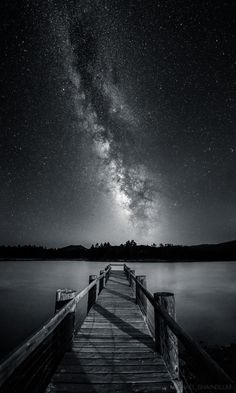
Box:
[0,264,111,393]
[124,264,236,393]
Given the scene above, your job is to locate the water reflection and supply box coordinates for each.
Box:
[131,261,236,344]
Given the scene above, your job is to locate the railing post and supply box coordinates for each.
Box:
[87,275,97,312]
[55,289,77,351]
[125,265,130,279]
[99,270,105,293]
[103,269,107,287]
[105,265,110,282]
[129,269,135,290]
[55,289,77,313]
[136,276,147,316]
[154,292,180,382]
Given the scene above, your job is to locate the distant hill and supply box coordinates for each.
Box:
[59,245,87,258]
[0,240,236,260]
[60,245,87,251]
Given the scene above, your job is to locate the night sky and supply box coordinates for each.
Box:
[1,0,236,247]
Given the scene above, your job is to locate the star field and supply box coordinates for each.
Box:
[0,0,236,246]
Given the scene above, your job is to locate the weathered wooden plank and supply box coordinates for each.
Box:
[63,352,164,359]
[77,332,153,341]
[56,365,168,373]
[72,341,154,348]
[89,307,140,311]
[46,382,176,393]
[84,318,145,323]
[87,312,143,318]
[51,373,172,383]
[97,302,135,305]
[83,319,147,327]
[73,336,152,342]
[60,358,166,366]
[78,327,149,334]
[75,333,151,339]
[96,301,135,305]
[64,352,164,360]
[78,323,149,329]
[91,309,139,313]
[85,314,142,319]
[71,347,156,354]
[73,336,153,342]
[62,360,166,368]
[99,291,134,294]
[98,297,134,300]
[95,305,136,309]
[76,327,150,334]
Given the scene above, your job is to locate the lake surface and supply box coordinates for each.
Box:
[0,260,236,361]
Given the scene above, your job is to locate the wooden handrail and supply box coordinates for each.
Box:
[0,265,111,387]
[124,264,236,389]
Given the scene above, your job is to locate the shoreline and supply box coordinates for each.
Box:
[0,258,236,262]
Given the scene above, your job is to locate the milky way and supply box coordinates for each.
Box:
[0,0,236,246]
[61,1,159,232]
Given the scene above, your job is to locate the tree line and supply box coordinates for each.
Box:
[0,240,236,260]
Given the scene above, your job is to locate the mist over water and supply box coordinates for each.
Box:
[0,260,236,361]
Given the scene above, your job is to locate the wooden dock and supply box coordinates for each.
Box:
[0,263,235,393]
[46,268,179,392]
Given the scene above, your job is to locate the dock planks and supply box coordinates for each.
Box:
[46,270,178,393]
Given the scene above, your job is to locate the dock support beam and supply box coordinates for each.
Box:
[154,292,180,382]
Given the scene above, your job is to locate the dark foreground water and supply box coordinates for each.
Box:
[0,260,236,361]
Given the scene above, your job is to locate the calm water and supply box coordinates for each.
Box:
[0,260,236,361]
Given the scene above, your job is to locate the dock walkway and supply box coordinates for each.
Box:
[46,269,178,392]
